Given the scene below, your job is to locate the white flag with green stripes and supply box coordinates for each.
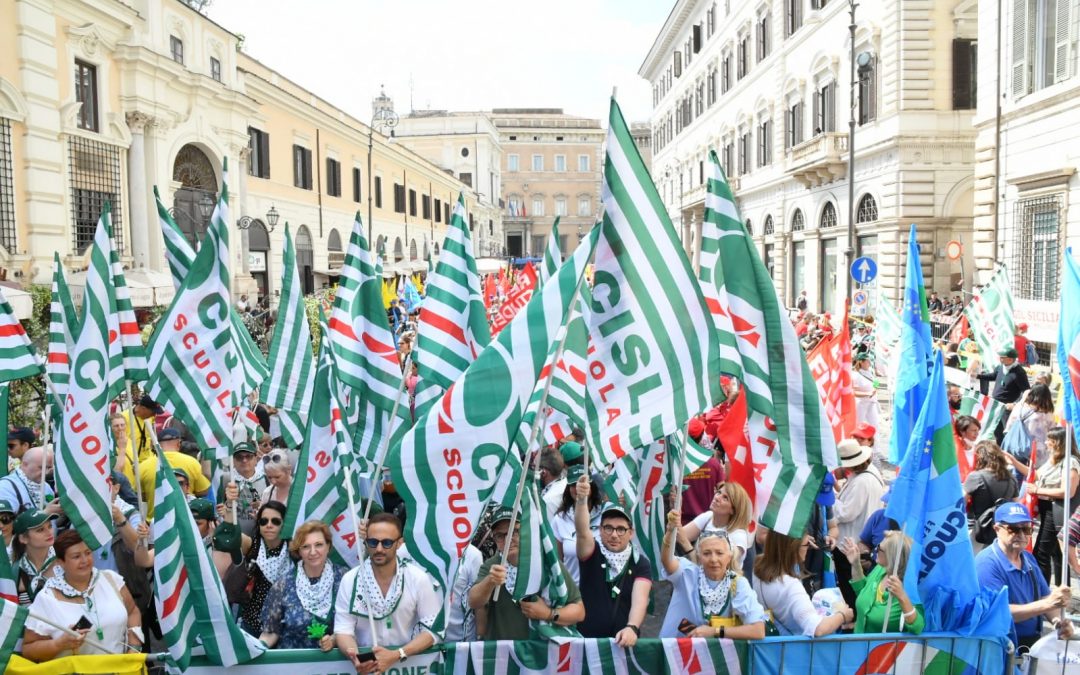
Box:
[147,165,267,450]
[153,452,266,670]
[0,288,41,385]
[414,193,491,419]
[963,265,1017,367]
[46,253,79,400]
[56,211,117,549]
[259,224,316,448]
[108,209,149,385]
[588,97,723,464]
[703,150,837,536]
[540,216,562,285]
[0,596,27,673]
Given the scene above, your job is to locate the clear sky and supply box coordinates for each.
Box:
[207,0,673,125]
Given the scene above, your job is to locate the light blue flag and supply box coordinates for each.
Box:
[889,223,934,463]
[1058,248,1080,434]
[402,276,423,313]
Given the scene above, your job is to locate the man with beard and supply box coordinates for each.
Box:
[334,513,439,674]
[573,477,651,645]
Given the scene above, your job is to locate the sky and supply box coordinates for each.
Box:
[207,0,673,125]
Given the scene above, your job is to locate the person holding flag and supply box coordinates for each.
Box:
[838,531,925,634]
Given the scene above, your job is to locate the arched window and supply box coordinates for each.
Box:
[763,215,775,235]
[856,194,878,223]
[409,239,418,260]
[791,209,805,231]
[820,202,838,228]
[294,225,314,294]
[434,242,440,256]
[375,235,386,257]
[745,218,753,235]
[393,237,404,262]
[327,228,342,252]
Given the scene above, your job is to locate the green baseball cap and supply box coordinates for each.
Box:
[600,501,630,522]
[232,441,256,456]
[14,509,58,535]
[559,441,583,463]
[189,498,215,522]
[489,506,515,526]
[212,522,243,565]
[0,500,14,515]
[566,463,587,483]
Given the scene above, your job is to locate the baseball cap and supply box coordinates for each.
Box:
[994,502,1033,525]
[232,441,256,456]
[1017,323,1029,331]
[212,522,243,564]
[158,427,181,442]
[0,500,14,515]
[566,463,587,483]
[189,498,215,521]
[489,506,515,526]
[997,347,1018,359]
[138,394,165,415]
[14,509,58,535]
[852,423,877,440]
[8,427,36,444]
[559,441,583,463]
[173,468,190,483]
[688,418,705,441]
[600,501,630,522]
[815,473,836,506]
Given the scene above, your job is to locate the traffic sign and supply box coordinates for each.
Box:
[852,290,868,306]
[851,256,878,284]
[946,240,963,260]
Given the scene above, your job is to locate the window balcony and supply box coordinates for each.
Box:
[789,132,848,188]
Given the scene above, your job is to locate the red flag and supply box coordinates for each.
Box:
[806,315,857,443]
[711,384,755,507]
[483,273,496,310]
[489,263,538,336]
[1019,439,1039,551]
[955,434,975,484]
[949,314,969,345]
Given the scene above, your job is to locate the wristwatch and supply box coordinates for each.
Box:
[398,647,408,662]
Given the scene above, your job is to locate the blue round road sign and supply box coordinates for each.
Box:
[851,256,878,284]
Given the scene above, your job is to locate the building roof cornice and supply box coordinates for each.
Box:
[639,0,697,81]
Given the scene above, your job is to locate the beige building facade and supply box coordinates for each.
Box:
[493,109,604,259]
[641,0,981,315]
[0,0,475,302]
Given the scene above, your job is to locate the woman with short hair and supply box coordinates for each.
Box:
[753,529,852,637]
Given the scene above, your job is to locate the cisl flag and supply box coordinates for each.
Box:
[490,262,538,335]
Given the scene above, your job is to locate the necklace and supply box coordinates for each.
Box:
[351,559,404,630]
[46,569,105,641]
[296,561,334,638]
[698,570,736,619]
[254,541,289,584]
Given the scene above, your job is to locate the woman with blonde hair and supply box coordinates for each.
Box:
[753,529,852,636]
[679,481,753,568]
[839,531,924,633]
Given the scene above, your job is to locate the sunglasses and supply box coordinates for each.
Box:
[258,517,282,527]
[261,453,285,465]
[601,525,631,536]
[365,537,398,550]
[0,514,13,525]
[1002,524,1033,536]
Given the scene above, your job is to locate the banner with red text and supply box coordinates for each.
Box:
[490,262,538,335]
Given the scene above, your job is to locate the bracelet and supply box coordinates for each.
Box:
[903,608,917,620]
[115,520,128,528]
[625,624,641,636]
[127,626,144,643]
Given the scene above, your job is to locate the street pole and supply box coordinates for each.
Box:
[845,0,858,307]
[367,127,374,245]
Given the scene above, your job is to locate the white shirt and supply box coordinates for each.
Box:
[689,513,750,569]
[25,570,129,655]
[540,476,567,523]
[833,466,885,543]
[550,507,600,585]
[334,560,442,648]
[753,574,824,637]
[445,544,483,642]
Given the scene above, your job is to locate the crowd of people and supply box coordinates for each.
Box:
[3,290,1077,671]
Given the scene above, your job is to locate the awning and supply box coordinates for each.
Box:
[0,283,32,320]
[474,257,506,274]
[69,268,175,309]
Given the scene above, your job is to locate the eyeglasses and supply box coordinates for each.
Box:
[1003,524,1033,536]
[698,530,731,544]
[258,517,282,527]
[0,514,13,525]
[601,525,631,536]
[365,537,398,550]
[492,529,520,542]
[261,453,285,465]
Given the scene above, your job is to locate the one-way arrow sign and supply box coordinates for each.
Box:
[850,256,878,284]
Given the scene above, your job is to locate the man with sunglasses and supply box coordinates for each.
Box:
[574,476,651,645]
[334,513,439,674]
[975,502,1074,648]
[6,427,35,472]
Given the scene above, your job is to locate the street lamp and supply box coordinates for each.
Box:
[167,192,215,244]
[237,205,279,232]
[844,0,859,305]
[367,90,399,244]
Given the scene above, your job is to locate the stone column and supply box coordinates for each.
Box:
[236,146,251,276]
[125,112,152,269]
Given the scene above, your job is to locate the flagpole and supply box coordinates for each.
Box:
[341,462,382,648]
[39,404,51,510]
[668,431,688,557]
[26,609,115,654]
[492,431,546,604]
[123,384,148,530]
[1064,421,1073,618]
[881,544,903,633]
[492,262,592,603]
[361,353,413,524]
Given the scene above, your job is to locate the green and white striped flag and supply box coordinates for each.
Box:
[259,224,316,448]
[0,596,27,673]
[963,265,1016,367]
[46,253,79,400]
[153,181,268,397]
[588,97,723,464]
[147,163,268,451]
[153,452,266,670]
[0,287,42,385]
[540,216,562,285]
[56,211,117,549]
[108,209,149,385]
[414,193,491,419]
[960,387,1005,441]
[873,291,903,380]
[390,227,595,632]
[703,150,837,537]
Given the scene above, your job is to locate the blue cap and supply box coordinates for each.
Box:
[994,502,1032,525]
[815,473,836,506]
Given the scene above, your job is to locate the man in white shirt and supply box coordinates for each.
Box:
[335,513,440,674]
[538,447,566,523]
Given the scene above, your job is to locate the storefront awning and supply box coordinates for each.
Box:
[0,283,32,320]
[69,268,175,309]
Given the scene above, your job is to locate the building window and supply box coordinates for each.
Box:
[814,82,837,134]
[555,155,566,172]
[953,39,978,109]
[737,34,749,79]
[532,196,545,217]
[393,183,405,214]
[409,188,417,216]
[1012,0,1076,96]
[722,142,734,177]
[210,57,221,82]
[532,154,544,171]
[811,0,828,8]
[247,127,270,178]
[578,154,590,172]
[738,131,751,174]
[791,208,805,231]
[67,136,123,254]
[578,196,591,216]
[786,101,804,148]
[326,158,341,197]
[434,198,442,222]
[445,203,451,223]
[858,58,878,124]
[721,53,732,92]
[170,35,184,64]
[708,3,717,36]
[422,194,431,220]
[352,167,361,202]
[0,119,15,253]
[763,215,775,234]
[74,60,98,132]
[745,218,753,235]
[459,172,473,187]
[696,81,705,115]
[1011,194,1064,300]
[374,176,383,208]
[757,13,771,61]
[508,154,519,171]
[555,196,567,216]
[820,202,838,228]
[786,0,803,37]
[856,194,878,223]
[292,145,312,189]
[707,67,717,105]
[757,118,772,166]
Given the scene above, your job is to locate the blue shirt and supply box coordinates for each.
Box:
[975,541,1049,642]
[858,509,891,562]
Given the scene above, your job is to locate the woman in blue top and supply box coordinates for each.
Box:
[659,510,766,639]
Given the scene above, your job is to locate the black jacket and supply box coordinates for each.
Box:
[977,364,1030,404]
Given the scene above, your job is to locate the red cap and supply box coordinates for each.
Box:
[1017,322,1028,331]
[852,422,876,439]
[688,418,705,441]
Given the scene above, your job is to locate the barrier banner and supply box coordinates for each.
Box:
[181,634,1007,674]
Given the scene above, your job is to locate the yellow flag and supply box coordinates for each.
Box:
[382,278,396,310]
[8,654,147,675]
